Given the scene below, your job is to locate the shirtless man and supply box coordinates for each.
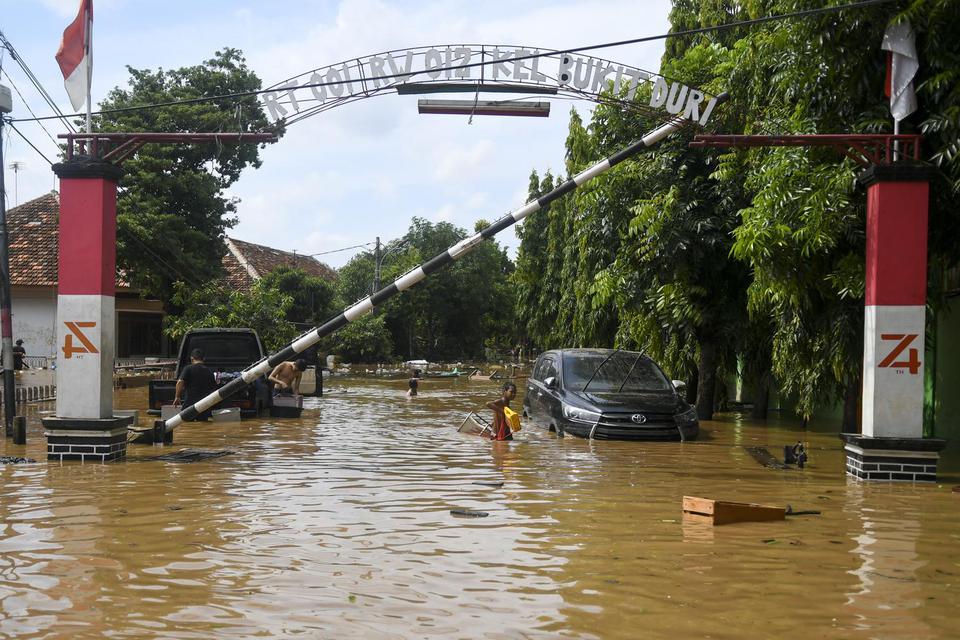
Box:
[268,359,307,395]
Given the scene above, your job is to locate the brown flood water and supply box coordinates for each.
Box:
[1,376,958,639]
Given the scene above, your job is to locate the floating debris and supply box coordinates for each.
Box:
[0,456,36,464]
[148,449,235,463]
[450,509,489,518]
[744,446,791,470]
[682,496,786,525]
[472,481,504,488]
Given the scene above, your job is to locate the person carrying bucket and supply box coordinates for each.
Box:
[486,382,518,441]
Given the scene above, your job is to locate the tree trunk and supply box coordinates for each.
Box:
[685,360,699,406]
[696,341,717,421]
[841,375,861,434]
[750,378,770,420]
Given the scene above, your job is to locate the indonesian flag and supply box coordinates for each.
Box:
[881,20,918,122]
[55,0,93,112]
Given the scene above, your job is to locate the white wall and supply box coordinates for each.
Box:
[11,288,58,359]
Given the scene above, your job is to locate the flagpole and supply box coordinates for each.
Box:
[893,118,900,161]
[85,4,92,134]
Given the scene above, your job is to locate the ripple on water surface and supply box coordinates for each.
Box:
[0,378,958,638]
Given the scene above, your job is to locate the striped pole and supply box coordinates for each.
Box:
[163,93,728,434]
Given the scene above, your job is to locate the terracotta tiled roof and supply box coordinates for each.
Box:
[222,249,256,290]
[223,237,337,291]
[7,193,337,292]
[8,192,59,286]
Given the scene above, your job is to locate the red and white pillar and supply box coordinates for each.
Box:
[844,166,945,481]
[42,159,132,462]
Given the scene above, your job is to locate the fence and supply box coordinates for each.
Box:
[23,356,49,370]
[0,383,57,407]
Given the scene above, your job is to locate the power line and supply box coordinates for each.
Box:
[1,68,61,148]
[5,121,53,166]
[117,226,202,288]
[0,30,76,133]
[8,0,897,126]
[304,242,374,257]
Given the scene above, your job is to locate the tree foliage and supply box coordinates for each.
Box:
[95,48,283,303]
[331,218,515,362]
[260,266,336,325]
[164,280,298,352]
[511,0,960,425]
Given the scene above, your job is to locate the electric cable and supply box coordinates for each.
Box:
[1,68,61,148]
[0,30,77,133]
[5,121,54,166]
[304,242,374,257]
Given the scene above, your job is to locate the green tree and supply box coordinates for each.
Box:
[719,0,960,427]
[260,266,336,325]
[164,280,297,351]
[512,170,552,349]
[334,218,515,361]
[95,48,282,303]
[325,314,393,363]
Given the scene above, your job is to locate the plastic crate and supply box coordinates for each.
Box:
[269,394,303,418]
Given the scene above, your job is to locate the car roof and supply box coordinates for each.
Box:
[543,348,647,359]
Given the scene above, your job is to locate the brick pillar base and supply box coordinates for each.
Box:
[42,416,133,462]
[842,434,947,482]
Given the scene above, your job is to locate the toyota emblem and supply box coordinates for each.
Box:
[630,414,647,424]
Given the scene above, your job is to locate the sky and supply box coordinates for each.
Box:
[2,0,671,268]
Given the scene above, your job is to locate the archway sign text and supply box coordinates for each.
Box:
[261,45,719,126]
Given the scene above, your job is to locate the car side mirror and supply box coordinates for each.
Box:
[544,376,558,390]
[672,380,687,392]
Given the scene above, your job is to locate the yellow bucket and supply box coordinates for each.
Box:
[503,406,521,432]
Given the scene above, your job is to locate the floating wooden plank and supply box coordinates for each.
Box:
[450,509,489,518]
[682,496,786,526]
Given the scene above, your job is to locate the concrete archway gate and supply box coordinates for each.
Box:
[42,44,727,462]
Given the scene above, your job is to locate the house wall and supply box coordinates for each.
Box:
[12,287,172,361]
[11,286,58,358]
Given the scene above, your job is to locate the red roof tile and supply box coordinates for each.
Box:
[224,237,336,291]
[7,193,337,293]
[8,192,59,287]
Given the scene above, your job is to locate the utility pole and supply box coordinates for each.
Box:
[373,236,381,293]
[0,85,17,432]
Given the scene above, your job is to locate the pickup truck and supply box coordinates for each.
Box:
[147,328,272,416]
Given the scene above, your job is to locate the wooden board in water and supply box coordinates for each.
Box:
[682,496,786,526]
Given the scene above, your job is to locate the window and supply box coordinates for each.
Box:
[543,356,559,382]
[562,351,671,392]
[533,355,548,381]
[117,312,166,357]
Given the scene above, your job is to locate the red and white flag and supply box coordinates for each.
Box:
[55,0,93,112]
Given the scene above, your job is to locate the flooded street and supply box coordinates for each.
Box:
[1,376,958,639]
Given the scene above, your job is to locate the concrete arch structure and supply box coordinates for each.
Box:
[260,44,721,127]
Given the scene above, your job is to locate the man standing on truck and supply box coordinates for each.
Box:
[174,349,218,420]
[268,359,307,396]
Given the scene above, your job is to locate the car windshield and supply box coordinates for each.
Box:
[563,352,672,393]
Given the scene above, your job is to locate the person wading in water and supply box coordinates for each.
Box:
[486,382,517,441]
[174,349,218,421]
[407,369,422,398]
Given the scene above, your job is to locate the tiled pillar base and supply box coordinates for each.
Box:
[842,434,947,482]
[42,416,134,462]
